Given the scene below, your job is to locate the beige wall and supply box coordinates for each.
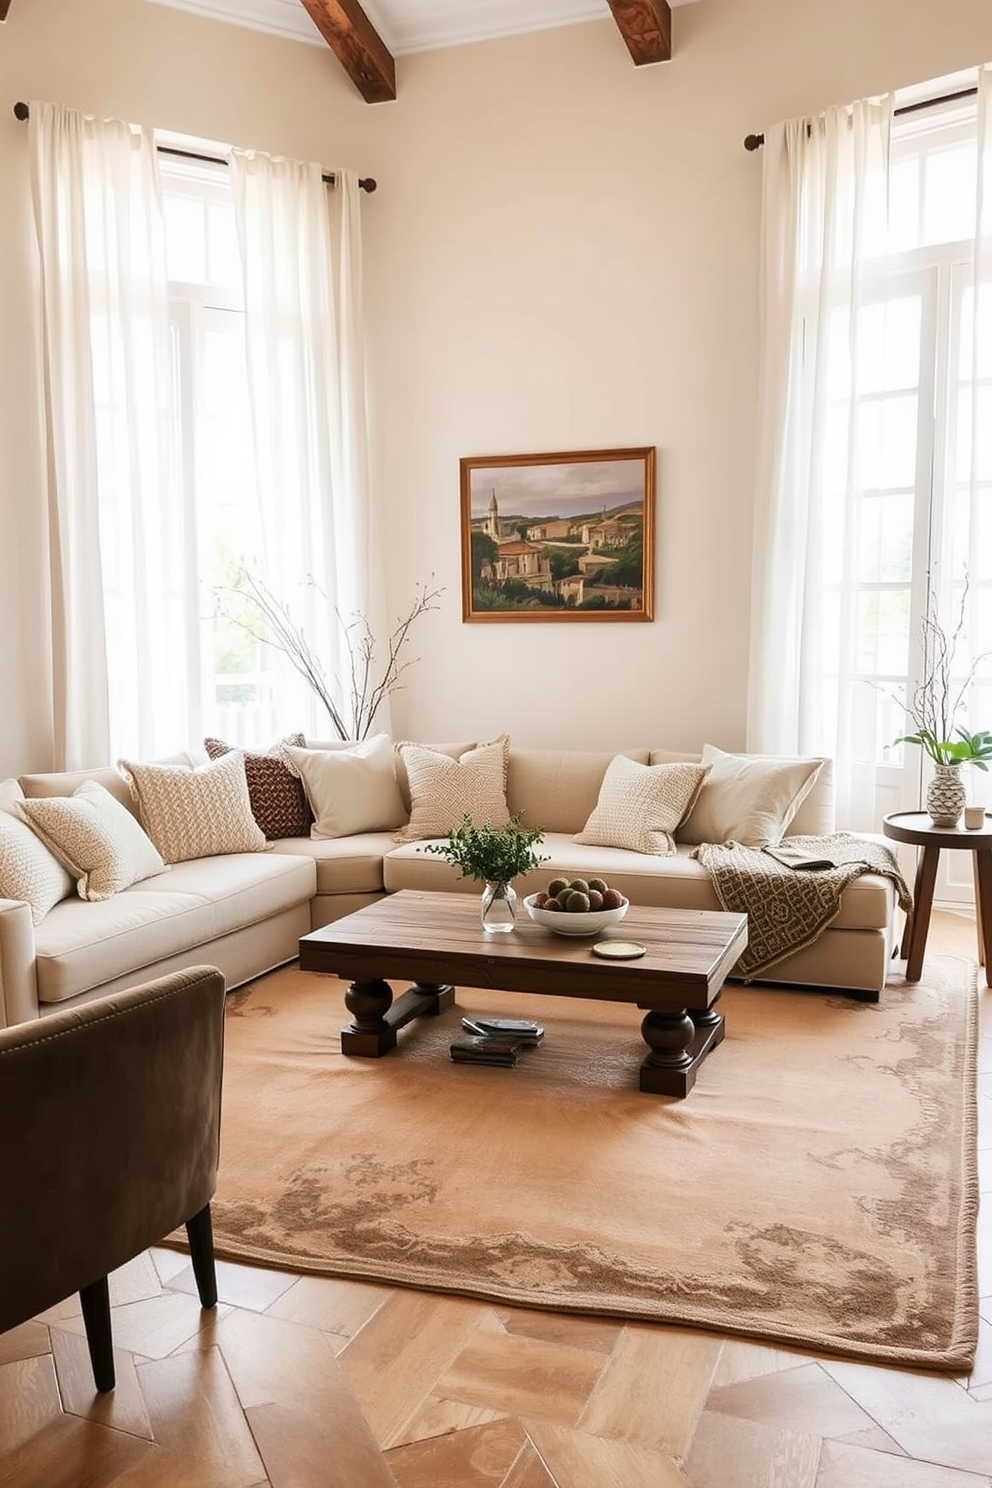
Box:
[2,0,992,774]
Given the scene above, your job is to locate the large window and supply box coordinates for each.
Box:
[821,102,992,898]
[93,155,312,751]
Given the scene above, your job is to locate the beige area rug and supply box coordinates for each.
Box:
[204,956,980,1370]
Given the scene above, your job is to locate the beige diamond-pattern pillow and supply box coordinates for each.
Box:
[19,780,165,901]
[0,780,74,922]
[393,735,511,843]
[574,756,710,856]
[119,751,266,864]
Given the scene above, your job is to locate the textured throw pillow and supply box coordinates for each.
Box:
[0,781,74,922]
[18,780,165,902]
[574,756,710,856]
[677,745,825,848]
[282,735,406,839]
[393,735,511,844]
[204,733,312,839]
[119,750,266,863]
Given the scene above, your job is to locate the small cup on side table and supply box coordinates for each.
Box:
[964,804,987,830]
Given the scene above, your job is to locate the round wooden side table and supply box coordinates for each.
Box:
[882,810,992,984]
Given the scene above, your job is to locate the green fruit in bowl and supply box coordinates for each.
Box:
[568,878,590,894]
[588,877,608,893]
[556,889,574,908]
[566,891,590,912]
[547,877,568,898]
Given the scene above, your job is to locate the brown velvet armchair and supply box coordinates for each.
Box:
[0,964,226,1391]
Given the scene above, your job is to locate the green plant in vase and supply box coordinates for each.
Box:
[892,578,991,826]
[424,814,547,933]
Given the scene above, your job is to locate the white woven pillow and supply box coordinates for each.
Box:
[282,734,406,839]
[393,735,511,844]
[18,780,165,901]
[0,780,74,922]
[574,756,709,855]
[118,750,266,864]
[677,745,825,848]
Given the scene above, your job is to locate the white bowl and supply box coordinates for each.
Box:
[523,892,629,937]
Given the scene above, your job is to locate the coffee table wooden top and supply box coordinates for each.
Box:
[300,890,748,1011]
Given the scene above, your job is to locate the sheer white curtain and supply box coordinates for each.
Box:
[228,150,377,740]
[28,102,180,767]
[27,101,180,767]
[746,99,893,820]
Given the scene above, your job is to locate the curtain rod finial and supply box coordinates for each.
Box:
[13,102,29,121]
[743,132,764,152]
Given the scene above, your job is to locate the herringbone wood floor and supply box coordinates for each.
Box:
[2,910,989,1488]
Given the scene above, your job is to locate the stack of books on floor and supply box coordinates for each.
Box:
[449,1017,544,1066]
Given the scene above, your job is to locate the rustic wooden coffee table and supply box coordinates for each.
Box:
[299,890,748,1097]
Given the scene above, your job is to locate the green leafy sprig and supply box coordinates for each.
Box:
[424,814,546,886]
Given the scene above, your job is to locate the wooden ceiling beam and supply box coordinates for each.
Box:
[299,0,396,104]
[605,0,672,65]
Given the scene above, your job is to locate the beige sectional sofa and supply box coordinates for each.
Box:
[0,744,900,1027]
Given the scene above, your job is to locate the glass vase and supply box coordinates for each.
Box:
[481,880,517,933]
[926,763,966,827]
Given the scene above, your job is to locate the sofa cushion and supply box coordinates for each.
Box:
[283,735,406,838]
[119,751,267,863]
[268,833,394,895]
[676,746,825,847]
[393,735,510,843]
[383,835,893,931]
[506,748,651,833]
[204,734,311,839]
[18,765,139,816]
[0,781,74,924]
[33,853,315,1004]
[18,780,165,901]
[574,757,709,855]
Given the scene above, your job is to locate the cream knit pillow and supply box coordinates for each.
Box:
[0,781,74,922]
[19,780,165,901]
[393,735,511,843]
[119,750,266,863]
[574,756,709,856]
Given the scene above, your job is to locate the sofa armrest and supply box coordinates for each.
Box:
[0,900,40,1027]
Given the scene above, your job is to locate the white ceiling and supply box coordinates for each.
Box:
[145,0,700,56]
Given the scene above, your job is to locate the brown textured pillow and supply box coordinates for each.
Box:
[204,734,312,840]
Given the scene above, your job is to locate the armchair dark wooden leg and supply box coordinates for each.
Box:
[79,1275,115,1392]
[186,1203,218,1309]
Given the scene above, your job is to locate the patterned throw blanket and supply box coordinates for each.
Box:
[691,833,913,981]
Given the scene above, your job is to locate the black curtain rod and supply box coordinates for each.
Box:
[12,102,376,192]
[743,84,979,152]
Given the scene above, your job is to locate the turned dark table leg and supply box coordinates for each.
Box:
[408,982,456,1014]
[639,998,725,1097]
[974,850,992,982]
[903,844,939,981]
[339,979,456,1057]
[342,978,396,1056]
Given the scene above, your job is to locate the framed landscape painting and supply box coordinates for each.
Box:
[460,446,655,623]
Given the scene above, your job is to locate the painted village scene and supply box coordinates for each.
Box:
[465,455,649,614]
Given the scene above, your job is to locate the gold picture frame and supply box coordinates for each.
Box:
[460,446,655,623]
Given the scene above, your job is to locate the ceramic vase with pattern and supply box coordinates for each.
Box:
[926,763,966,827]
